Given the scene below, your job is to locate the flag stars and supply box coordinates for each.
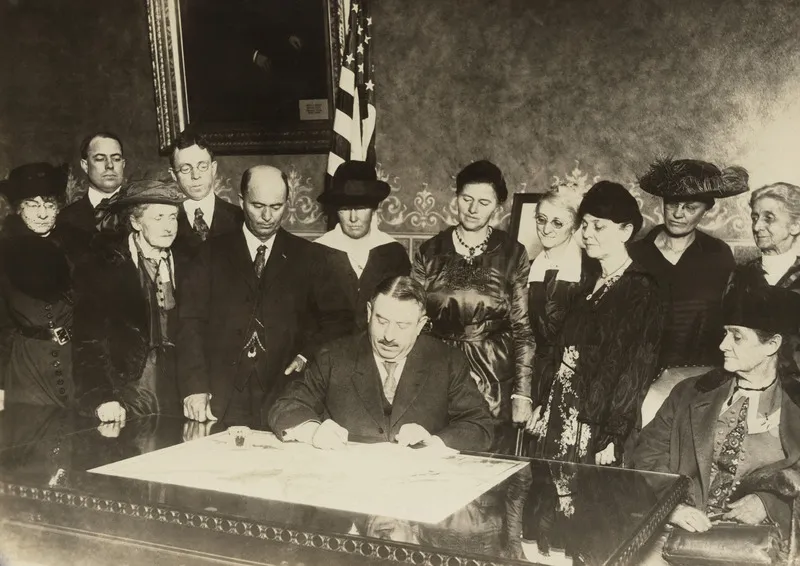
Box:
[358,63,364,73]
[366,17,372,25]
[364,35,371,44]
[358,25,363,34]
[357,44,364,54]
[365,80,375,91]
[346,53,355,65]
[352,2,359,12]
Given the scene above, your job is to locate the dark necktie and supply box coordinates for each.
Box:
[193,208,210,241]
[254,245,267,278]
[383,361,399,404]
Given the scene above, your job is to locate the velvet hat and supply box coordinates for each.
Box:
[317,161,390,208]
[107,179,187,209]
[96,179,186,232]
[723,281,800,337]
[0,162,69,206]
[578,180,643,236]
[638,158,749,202]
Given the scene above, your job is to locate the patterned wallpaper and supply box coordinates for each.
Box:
[2,0,799,253]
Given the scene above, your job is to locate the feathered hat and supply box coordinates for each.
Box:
[638,158,749,204]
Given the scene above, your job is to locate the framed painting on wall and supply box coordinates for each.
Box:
[146,0,341,155]
[508,192,544,262]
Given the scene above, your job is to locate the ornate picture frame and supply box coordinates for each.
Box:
[145,0,341,155]
[508,192,544,261]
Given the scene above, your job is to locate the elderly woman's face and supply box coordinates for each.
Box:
[535,199,576,251]
[457,183,499,232]
[18,196,58,235]
[580,213,632,259]
[719,325,779,375]
[130,203,179,250]
[751,196,800,255]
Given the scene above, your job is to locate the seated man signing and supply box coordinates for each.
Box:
[267,276,493,452]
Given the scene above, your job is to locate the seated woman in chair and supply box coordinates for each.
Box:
[633,282,800,564]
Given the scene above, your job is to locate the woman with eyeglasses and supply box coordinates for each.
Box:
[525,185,597,447]
[0,163,87,407]
[630,159,746,370]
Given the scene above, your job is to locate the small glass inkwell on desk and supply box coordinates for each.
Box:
[227,426,251,448]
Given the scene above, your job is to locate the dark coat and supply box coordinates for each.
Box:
[268,333,494,452]
[171,196,243,259]
[58,196,97,234]
[314,241,411,339]
[72,234,184,417]
[633,368,800,536]
[176,227,333,423]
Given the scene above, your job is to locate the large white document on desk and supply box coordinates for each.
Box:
[89,431,528,524]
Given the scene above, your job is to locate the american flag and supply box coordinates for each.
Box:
[325,0,376,182]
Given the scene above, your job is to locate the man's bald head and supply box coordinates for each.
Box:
[240,165,289,201]
[240,165,290,241]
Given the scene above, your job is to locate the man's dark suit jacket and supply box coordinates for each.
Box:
[172,196,243,259]
[315,242,411,340]
[59,196,98,233]
[268,333,494,452]
[176,227,344,423]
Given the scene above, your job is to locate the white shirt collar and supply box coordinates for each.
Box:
[242,224,277,262]
[761,249,798,285]
[528,237,583,284]
[372,352,409,386]
[722,380,781,433]
[128,233,176,287]
[182,191,217,227]
[87,185,120,208]
[316,218,396,278]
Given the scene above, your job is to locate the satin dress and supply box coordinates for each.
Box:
[412,227,534,454]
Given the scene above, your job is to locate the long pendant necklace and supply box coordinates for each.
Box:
[455,226,492,264]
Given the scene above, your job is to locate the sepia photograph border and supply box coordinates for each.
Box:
[145,0,342,155]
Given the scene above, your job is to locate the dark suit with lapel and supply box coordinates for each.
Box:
[172,196,243,259]
[268,333,494,451]
[633,368,800,533]
[59,196,99,233]
[315,242,411,339]
[73,235,183,417]
[177,227,328,424]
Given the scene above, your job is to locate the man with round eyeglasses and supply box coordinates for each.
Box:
[169,131,243,258]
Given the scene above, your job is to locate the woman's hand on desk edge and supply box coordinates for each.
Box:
[96,401,126,423]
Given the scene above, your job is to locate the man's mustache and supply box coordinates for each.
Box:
[378,339,398,347]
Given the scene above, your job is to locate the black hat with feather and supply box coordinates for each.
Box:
[638,158,749,208]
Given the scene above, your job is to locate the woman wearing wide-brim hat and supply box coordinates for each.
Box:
[630,158,747,370]
[314,161,410,340]
[73,179,187,422]
[0,162,88,407]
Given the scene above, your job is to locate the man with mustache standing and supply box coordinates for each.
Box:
[60,132,126,233]
[177,165,335,428]
[268,276,493,452]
